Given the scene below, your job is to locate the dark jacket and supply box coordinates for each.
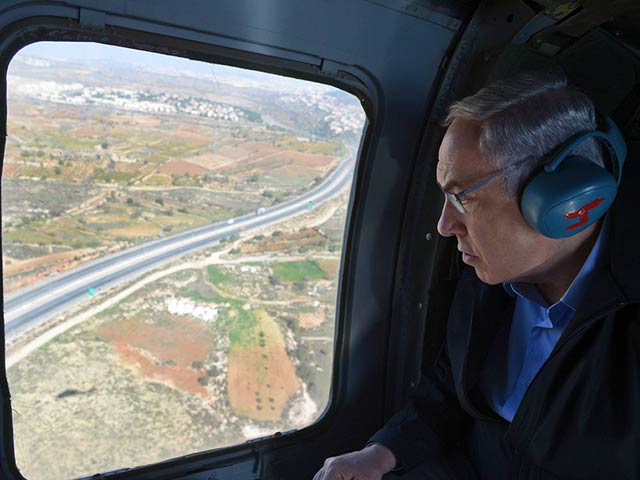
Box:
[370,148,640,479]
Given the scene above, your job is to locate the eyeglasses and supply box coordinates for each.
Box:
[442,157,530,214]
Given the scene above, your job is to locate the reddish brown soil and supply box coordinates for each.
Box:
[3,249,93,277]
[317,259,339,277]
[3,270,57,294]
[216,155,284,175]
[215,149,336,180]
[299,311,325,329]
[115,163,144,173]
[113,342,208,396]
[158,159,210,176]
[2,163,21,178]
[216,142,279,160]
[166,128,210,143]
[55,106,81,118]
[2,249,103,293]
[227,345,299,421]
[99,317,214,397]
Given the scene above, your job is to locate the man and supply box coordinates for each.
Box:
[313,69,640,479]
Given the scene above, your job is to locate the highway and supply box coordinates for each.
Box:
[4,148,357,340]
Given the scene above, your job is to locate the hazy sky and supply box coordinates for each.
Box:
[15,41,331,92]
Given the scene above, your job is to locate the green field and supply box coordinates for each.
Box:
[221,300,259,347]
[178,271,258,347]
[272,260,326,282]
[277,138,345,156]
[207,265,230,285]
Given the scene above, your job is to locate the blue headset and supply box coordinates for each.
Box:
[520,115,627,239]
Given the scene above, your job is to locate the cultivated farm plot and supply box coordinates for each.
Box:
[6,253,337,480]
[3,90,346,292]
[227,310,299,421]
[1,178,106,227]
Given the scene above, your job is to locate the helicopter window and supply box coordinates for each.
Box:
[2,41,365,480]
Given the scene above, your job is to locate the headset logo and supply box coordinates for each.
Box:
[564,198,605,230]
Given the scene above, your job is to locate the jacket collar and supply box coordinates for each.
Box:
[447,268,514,419]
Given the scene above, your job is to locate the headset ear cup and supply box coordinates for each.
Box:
[521,156,617,239]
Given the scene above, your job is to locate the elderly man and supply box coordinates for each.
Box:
[313,69,639,479]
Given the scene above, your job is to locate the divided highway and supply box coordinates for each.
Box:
[4,149,357,340]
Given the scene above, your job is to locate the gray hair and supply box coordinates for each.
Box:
[444,69,603,197]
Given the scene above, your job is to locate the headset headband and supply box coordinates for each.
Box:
[544,115,627,185]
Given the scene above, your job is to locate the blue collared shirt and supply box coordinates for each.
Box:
[481,222,608,422]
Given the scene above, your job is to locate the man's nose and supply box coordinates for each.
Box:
[437,199,466,238]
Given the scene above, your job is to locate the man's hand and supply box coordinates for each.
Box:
[312,443,397,480]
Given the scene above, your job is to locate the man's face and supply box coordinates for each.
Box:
[436,119,573,285]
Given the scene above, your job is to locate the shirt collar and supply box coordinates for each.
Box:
[504,216,610,312]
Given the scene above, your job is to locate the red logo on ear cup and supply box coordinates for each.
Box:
[564,198,605,230]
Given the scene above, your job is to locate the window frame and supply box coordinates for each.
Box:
[0,16,377,480]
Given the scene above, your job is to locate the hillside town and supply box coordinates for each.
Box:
[8,60,365,137]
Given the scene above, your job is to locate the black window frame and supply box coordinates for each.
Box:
[0,16,377,480]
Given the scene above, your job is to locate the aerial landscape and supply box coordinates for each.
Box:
[2,42,365,479]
